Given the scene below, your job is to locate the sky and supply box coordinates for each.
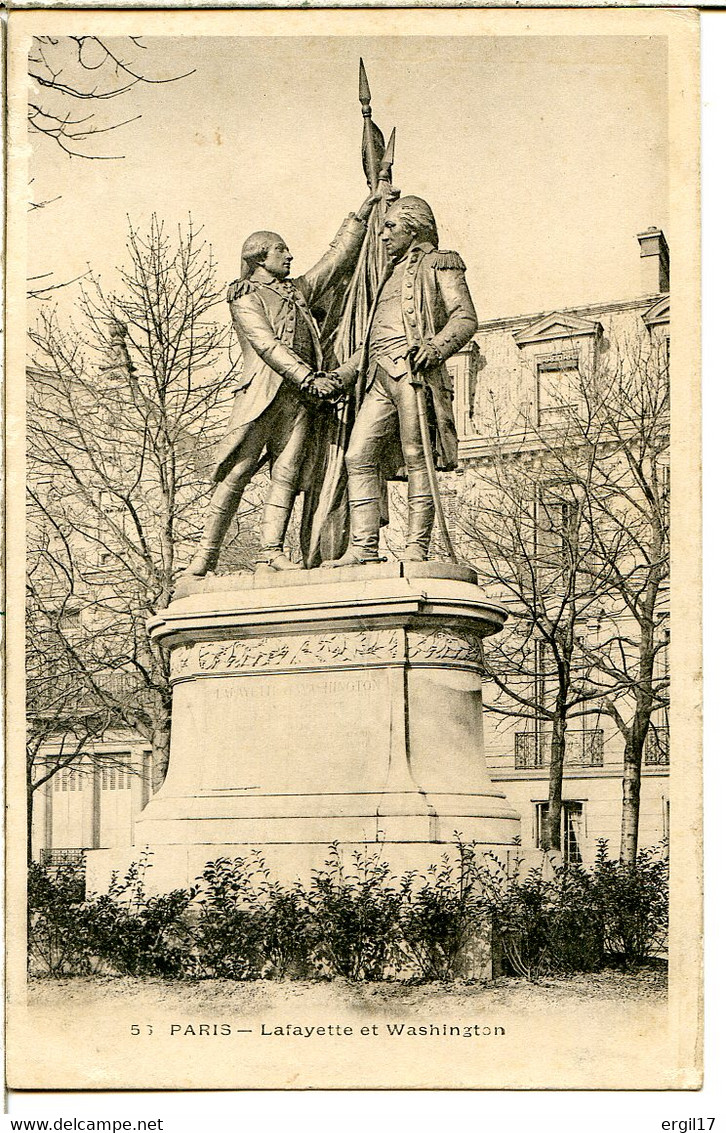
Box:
[27,34,668,321]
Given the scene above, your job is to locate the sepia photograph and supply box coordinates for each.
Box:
[4,7,701,1092]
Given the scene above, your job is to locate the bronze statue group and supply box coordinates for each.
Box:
[184,179,477,580]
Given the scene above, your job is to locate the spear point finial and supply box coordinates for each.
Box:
[359,58,371,108]
[382,127,396,166]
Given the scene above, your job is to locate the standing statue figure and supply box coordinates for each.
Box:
[322,195,478,567]
[184,190,382,578]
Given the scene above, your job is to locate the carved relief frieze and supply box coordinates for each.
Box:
[169,629,402,678]
[170,626,485,679]
[406,629,483,667]
[169,644,194,678]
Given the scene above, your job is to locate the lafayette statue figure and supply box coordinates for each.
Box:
[184,188,382,578]
[322,195,478,566]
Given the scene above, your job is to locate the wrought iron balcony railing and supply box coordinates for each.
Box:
[28,668,157,719]
[39,848,87,867]
[514,728,605,770]
[644,726,670,766]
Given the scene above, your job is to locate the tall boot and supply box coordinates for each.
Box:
[256,481,301,571]
[402,468,434,562]
[184,481,243,577]
[323,472,383,568]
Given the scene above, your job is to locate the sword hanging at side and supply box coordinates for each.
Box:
[405,354,459,565]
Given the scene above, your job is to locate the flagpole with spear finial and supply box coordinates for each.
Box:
[359,58,385,191]
[308,59,461,566]
[307,59,457,566]
[378,126,396,184]
[304,61,392,565]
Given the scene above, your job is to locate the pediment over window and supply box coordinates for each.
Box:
[642,295,670,328]
[514,312,602,348]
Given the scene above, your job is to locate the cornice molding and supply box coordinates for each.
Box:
[513,311,603,348]
[642,295,671,327]
[477,292,669,336]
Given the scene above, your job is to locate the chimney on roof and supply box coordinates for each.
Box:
[637,228,670,295]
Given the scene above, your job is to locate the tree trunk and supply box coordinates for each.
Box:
[545,713,566,852]
[620,713,650,865]
[620,566,659,865]
[151,708,172,792]
[27,781,35,865]
[619,739,642,865]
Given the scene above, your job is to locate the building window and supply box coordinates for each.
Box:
[536,353,580,425]
[101,766,133,790]
[97,491,127,565]
[644,727,670,765]
[54,767,83,792]
[534,637,547,708]
[40,848,87,868]
[645,631,670,764]
[535,801,584,864]
[449,341,481,438]
[562,802,584,863]
[515,730,604,769]
[58,608,81,632]
[537,483,581,569]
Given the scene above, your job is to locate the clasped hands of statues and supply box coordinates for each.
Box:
[302,342,442,406]
[293,177,441,406]
[301,371,346,404]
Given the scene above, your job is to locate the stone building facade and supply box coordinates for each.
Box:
[445,227,670,865]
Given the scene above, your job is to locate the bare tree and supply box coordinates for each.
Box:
[26,572,131,864]
[27,37,192,300]
[27,216,243,818]
[456,416,617,856]
[28,36,192,161]
[552,335,670,864]
[455,329,669,862]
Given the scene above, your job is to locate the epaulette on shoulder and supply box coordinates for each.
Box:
[431,250,467,271]
[227,278,253,302]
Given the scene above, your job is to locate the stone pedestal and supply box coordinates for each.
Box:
[87,562,520,893]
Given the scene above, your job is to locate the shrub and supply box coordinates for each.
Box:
[306,845,403,980]
[479,857,554,979]
[256,882,315,979]
[82,855,198,977]
[545,863,605,973]
[194,853,315,979]
[476,855,604,979]
[28,854,197,978]
[28,860,92,976]
[592,840,668,966]
[27,840,668,982]
[398,842,489,980]
[193,857,269,979]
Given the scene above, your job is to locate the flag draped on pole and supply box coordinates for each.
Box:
[300,60,395,567]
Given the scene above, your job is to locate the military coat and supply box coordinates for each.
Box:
[336,242,478,473]
[212,214,366,483]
